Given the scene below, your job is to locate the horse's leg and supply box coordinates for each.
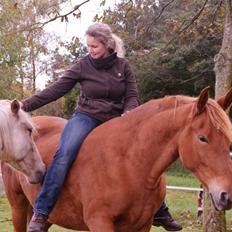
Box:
[85,214,115,232]
[10,193,30,232]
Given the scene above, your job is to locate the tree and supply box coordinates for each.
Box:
[0,0,89,100]
[214,0,232,99]
[0,1,27,99]
[202,1,232,232]
[100,0,223,101]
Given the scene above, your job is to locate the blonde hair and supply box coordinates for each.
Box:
[85,23,125,58]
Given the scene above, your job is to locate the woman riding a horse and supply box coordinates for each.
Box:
[21,23,181,232]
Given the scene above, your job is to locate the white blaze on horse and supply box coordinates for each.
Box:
[0,100,45,184]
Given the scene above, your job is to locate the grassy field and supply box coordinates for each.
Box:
[1,174,232,231]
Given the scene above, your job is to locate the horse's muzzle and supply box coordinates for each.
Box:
[28,165,46,184]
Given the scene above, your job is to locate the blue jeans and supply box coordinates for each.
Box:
[34,112,102,216]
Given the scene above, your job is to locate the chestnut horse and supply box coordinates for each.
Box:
[2,87,232,232]
[0,100,45,184]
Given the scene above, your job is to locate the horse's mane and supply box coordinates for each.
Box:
[0,100,13,152]
[0,100,35,154]
[130,95,232,142]
[193,99,232,142]
[130,95,194,120]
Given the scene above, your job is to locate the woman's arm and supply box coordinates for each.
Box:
[22,62,82,112]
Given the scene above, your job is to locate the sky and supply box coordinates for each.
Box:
[37,0,120,88]
[44,0,118,41]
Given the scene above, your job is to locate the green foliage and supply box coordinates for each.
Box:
[0,1,26,99]
[100,0,224,101]
[167,159,192,177]
[130,33,220,102]
[0,0,63,99]
[32,99,66,118]
[64,85,80,118]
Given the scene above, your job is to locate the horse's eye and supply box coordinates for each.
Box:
[198,135,208,144]
[27,128,33,134]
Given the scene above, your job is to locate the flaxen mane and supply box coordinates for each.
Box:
[0,100,13,152]
[0,100,35,154]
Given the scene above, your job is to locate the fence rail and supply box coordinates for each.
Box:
[167,185,203,192]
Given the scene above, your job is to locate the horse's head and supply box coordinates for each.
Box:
[178,87,232,211]
[0,100,45,184]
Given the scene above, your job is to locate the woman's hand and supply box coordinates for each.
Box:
[121,111,130,116]
[19,101,25,110]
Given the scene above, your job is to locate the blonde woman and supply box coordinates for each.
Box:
[23,23,181,232]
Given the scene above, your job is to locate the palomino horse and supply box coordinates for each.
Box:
[2,87,232,232]
[0,100,45,184]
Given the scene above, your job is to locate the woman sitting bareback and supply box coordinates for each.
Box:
[21,22,182,232]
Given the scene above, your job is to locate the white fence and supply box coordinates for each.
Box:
[167,185,203,192]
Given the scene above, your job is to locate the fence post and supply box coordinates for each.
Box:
[203,187,226,232]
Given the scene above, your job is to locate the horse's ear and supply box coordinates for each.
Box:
[217,88,232,111]
[196,86,210,114]
[11,99,20,115]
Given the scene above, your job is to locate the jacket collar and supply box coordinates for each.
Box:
[88,52,117,70]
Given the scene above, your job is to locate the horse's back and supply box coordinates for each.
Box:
[32,116,66,164]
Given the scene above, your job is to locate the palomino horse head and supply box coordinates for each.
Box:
[178,87,232,211]
[0,100,45,184]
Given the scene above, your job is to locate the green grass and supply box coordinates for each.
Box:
[166,173,201,187]
[1,174,232,231]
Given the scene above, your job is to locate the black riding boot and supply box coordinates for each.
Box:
[153,204,182,231]
[28,212,48,232]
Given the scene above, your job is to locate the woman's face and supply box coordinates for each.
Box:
[86,35,109,59]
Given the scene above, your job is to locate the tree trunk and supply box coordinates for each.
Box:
[19,64,24,99]
[214,0,232,99]
[31,36,36,93]
[203,0,232,231]
[203,187,226,231]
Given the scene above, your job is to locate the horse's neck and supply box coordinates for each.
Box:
[132,101,191,186]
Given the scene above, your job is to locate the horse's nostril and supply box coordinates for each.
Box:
[219,192,231,210]
[220,192,229,203]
